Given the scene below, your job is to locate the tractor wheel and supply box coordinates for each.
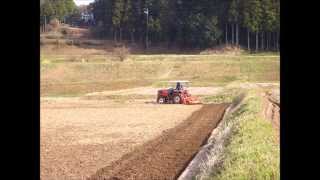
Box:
[158,97,165,104]
[173,95,181,104]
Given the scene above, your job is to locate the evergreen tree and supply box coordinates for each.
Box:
[64,0,77,15]
[87,0,280,51]
[40,0,78,23]
[112,0,125,41]
[242,0,262,51]
[41,0,54,19]
[228,0,240,45]
[261,0,276,50]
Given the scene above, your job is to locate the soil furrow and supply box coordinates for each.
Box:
[89,103,229,180]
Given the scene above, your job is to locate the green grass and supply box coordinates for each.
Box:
[206,92,279,180]
[201,88,244,104]
[41,53,279,63]
[83,94,154,102]
[241,51,280,56]
[130,54,279,62]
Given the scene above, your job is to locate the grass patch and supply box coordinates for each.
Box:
[206,92,279,180]
[40,54,279,97]
[151,81,227,88]
[41,58,51,65]
[241,51,280,56]
[41,80,153,97]
[130,54,279,62]
[83,94,154,102]
[201,88,244,104]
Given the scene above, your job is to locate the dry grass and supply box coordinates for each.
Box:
[40,44,279,96]
[112,46,130,61]
[41,79,153,97]
[42,45,105,54]
[200,45,245,55]
[40,56,279,96]
[40,98,202,180]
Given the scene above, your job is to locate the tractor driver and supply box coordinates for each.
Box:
[176,82,183,91]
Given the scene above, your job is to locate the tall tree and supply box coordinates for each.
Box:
[261,0,276,50]
[112,0,124,41]
[64,0,77,15]
[242,0,262,51]
[274,0,280,50]
[88,0,279,51]
[41,0,54,19]
[228,0,240,46]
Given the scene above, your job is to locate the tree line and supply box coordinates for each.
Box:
[90,0,279,51]
[40,0,280,51]
[40,0,77,24]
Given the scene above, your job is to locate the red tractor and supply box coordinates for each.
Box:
[156,81,201,105]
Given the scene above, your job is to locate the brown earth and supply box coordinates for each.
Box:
[89,103,229,180]
[41,98,203,180]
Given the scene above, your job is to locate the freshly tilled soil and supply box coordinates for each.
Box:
[89,103,229,180]
[41,99,202,180]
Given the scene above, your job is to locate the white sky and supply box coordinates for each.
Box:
[74,0,94,6]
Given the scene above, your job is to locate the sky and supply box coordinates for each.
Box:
[74,0,94,6]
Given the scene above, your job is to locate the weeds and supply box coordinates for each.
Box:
[205,92,280,180]
[201,88,244,104]
[112,46,130,61]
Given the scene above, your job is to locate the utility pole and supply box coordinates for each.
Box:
[144,8,149,50]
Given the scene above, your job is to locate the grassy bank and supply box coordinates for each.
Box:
[201,88,243,104]
[205,91,279,180]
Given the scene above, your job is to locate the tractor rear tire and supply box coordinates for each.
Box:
[173,95,181,104]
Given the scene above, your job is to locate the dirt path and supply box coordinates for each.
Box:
[89,103,229,180]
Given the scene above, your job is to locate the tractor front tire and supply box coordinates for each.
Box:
[158,97,166,104]
[173,95,181,104]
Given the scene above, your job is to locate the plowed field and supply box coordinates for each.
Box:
[89,104,229,180]
[41,98,203,180]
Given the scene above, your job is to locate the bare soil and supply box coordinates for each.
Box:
[41,98,202,180]
[89,103,229,180]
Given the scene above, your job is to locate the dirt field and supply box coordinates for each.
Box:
[89,103,229,180]
[40,98,203,180]
[40,28,279,179]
